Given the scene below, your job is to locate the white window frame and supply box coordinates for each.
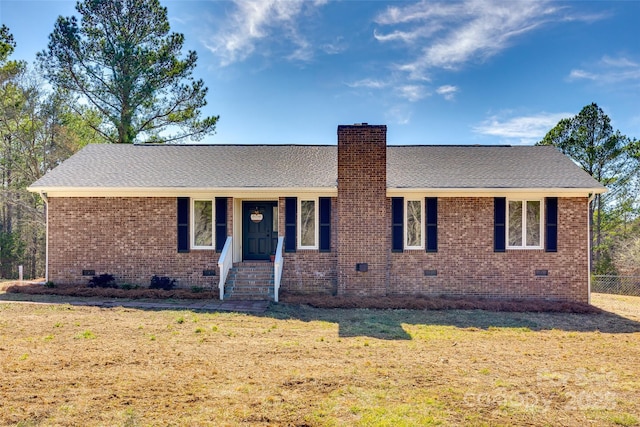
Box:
[191,198,215,250]
[298,197,319,250]
[404,198,424,250]
[506,198,544,250]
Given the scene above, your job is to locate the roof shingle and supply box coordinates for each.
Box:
[29,143,605,192]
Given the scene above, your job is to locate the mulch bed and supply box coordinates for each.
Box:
[3,282,217,300]
[279,292,602,313]
[3,281,602,313]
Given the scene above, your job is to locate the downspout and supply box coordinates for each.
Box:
[39,191,49,283]
[587,193,595,304]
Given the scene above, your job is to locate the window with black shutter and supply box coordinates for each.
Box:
[285,197,297,252]
[177,197,190,253]
[494,197,506,252]
[426,197,438,252]
[391,197,404,252]
[545,197,558,252]
[215,197,228,252]
[319,197,331,252]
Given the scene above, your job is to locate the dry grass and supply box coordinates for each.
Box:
[0,292,639,426]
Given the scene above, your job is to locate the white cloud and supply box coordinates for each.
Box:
[436,85,458,100]
[204,0,325,66]
[346,79,429,102]
[397,85,429,102]
[569,55,640,85]
[385,105,412,125]
[373,0,600,79]
[346,79,389,89]
[568,69,597,80]
[473,112,571,145]
[320,37,347,55]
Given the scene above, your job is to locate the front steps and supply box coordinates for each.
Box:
[224,262,274,301]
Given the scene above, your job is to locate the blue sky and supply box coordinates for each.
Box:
[1,0,639,145]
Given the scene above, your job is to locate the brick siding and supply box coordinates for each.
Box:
[47,197,220,288]
[280,197,338,295]
[389,197,590,302]
[337,124,389,296]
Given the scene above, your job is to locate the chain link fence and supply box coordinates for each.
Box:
[592,275,640,296]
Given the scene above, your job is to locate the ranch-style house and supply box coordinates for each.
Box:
[28,124,606,303]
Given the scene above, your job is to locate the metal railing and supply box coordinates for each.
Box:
[273,237,285,303]
[592,275,640,296]
[217,236,233,300]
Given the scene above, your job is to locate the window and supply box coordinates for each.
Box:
[299,199,317,249]
[507,199,542,249]
[405,199,423,249]
[192,199,214,249]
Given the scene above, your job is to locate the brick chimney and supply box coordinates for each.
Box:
[337,124,389,296]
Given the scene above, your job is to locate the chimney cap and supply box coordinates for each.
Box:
[354,122,368,126]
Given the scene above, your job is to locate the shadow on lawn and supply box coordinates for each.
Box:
[3,282,639,339]
[265,297,640,340]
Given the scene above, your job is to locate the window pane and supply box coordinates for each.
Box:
[508,201,522,246]
[406,200,421,247]
[194,200,213,247]
[300,200,315,247]
[526,200,541,246]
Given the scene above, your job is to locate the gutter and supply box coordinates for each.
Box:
[39,191,49,283]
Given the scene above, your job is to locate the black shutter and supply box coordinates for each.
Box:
[426,197,438,252]
[546,197,558,252]
[494,197,506,252]
[285,197,297,252]
[215,197,227,252]
[391,197,404,252]
[319,197,331,252]
[177,197,190,253]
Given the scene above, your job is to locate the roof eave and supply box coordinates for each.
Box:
[26,186,338,198]
[386,187,607,197]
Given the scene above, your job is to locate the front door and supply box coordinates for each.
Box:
[243,202,278,261]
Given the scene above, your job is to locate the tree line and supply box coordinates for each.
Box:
[1,0,218,279]
[1,0,638,279]
[538,103,640,276]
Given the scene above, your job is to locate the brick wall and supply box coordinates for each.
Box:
[47,197,220,288]
[45,155,590,303]
[280,197,338,295]
[337,124,389,296]
[389,197,590,302]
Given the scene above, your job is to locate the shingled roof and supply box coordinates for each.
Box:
[29,143,605,194]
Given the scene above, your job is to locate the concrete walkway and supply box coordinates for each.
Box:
[1,298,270,314]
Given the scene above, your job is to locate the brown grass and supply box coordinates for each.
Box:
[0,292,639,426]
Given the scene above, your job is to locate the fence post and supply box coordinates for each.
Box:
[19,265,23,282]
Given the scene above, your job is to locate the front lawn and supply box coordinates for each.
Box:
[0,294,638,426]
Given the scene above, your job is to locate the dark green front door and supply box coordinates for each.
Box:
[243,202,277,261]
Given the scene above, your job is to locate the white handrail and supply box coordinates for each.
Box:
[217,236,233,300]
[273,236,285,302]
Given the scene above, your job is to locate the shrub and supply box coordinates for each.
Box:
[88,274,117,288]
[44,281,56,288]
[120,283,140,290]
[149,275,176,290]
[191,286,205,293]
